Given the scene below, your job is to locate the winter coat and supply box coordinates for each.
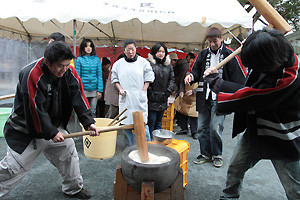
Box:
[5,58,94,154]
[99,67,110,101]
[190,44,247,112]
[104,72,119,106]
[174,58,189,95]
[147,54,175,111]
[75,55,103,92]
[216,54,300,160]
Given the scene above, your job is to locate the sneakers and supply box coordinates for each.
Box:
[213,157,223,168]
[193,155,211,164]
[193,155,223,167]
[65,188,91,199]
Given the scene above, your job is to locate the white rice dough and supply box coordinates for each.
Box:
[128,150,171,164]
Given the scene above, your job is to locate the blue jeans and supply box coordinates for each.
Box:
[197,99,225,158]
[87,97,97,118]
[222,134,300,199]
[122,125,151,147]
[148,110,165,137]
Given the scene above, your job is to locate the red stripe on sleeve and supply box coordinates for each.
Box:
[27,59,44,133]
[219,55,299,103]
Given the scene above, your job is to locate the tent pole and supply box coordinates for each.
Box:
[73,20,77,57]
[73,19,80,132]
[27,39,31,64]
[225,28,242,44]
[111,22,117,63]
[50,20,73,41]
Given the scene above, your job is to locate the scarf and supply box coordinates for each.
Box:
[124,53,138,62]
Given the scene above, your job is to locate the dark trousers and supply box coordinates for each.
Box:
[176,112,198,135]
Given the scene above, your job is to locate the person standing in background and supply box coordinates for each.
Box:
[147,42,174,137]
[97,57,111,118]
[48,32,75,68]
[111,39,154,146]
[170,53,188,97]
[104,54,124,119]
[186,52,196,72]
[185,27,247,168]
[171,52,198,139]
[48,32,65,43]
[76,39,103,118]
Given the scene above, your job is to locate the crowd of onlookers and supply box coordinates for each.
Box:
[69,33,199,144]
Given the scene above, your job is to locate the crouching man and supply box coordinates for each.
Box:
[0,41,99,199]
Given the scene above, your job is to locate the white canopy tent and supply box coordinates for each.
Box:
[0,0,252,53]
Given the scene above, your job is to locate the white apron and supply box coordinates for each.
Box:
[111,56,155,125]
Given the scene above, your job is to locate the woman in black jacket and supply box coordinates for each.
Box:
[147,42,175,137]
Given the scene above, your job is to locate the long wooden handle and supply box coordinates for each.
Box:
[216,46,242,70]
[0,94,15,101]
[63,124,134,139]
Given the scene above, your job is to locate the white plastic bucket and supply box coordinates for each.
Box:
[82,118,117,159]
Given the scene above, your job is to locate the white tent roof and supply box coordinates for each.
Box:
[0,0,252,51]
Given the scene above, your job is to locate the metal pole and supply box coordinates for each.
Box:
[73,19,80,132]
[73,19,77,57]
[27,41,31,63]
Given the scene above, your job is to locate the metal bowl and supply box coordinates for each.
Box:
[152,129,175,145]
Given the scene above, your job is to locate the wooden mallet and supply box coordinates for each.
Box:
[215,0,292,70]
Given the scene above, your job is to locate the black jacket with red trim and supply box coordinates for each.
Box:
[4,58,95,154]
[189,44,247,112]
[216,55,300,160]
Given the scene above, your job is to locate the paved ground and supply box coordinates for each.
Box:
[0,113,287,200]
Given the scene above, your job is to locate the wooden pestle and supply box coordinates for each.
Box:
[132,111,149,162]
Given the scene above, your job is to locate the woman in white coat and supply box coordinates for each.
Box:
[111,39,155,146]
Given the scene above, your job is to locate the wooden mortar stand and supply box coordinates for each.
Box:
[113,165,184,200]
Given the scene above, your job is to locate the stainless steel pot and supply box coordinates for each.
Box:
[152,129,175,145]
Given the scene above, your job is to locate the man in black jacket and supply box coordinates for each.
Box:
[0,41,98,199]
[185,27,247,167]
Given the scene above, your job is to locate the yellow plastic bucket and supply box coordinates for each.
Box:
[81,118,117,159]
